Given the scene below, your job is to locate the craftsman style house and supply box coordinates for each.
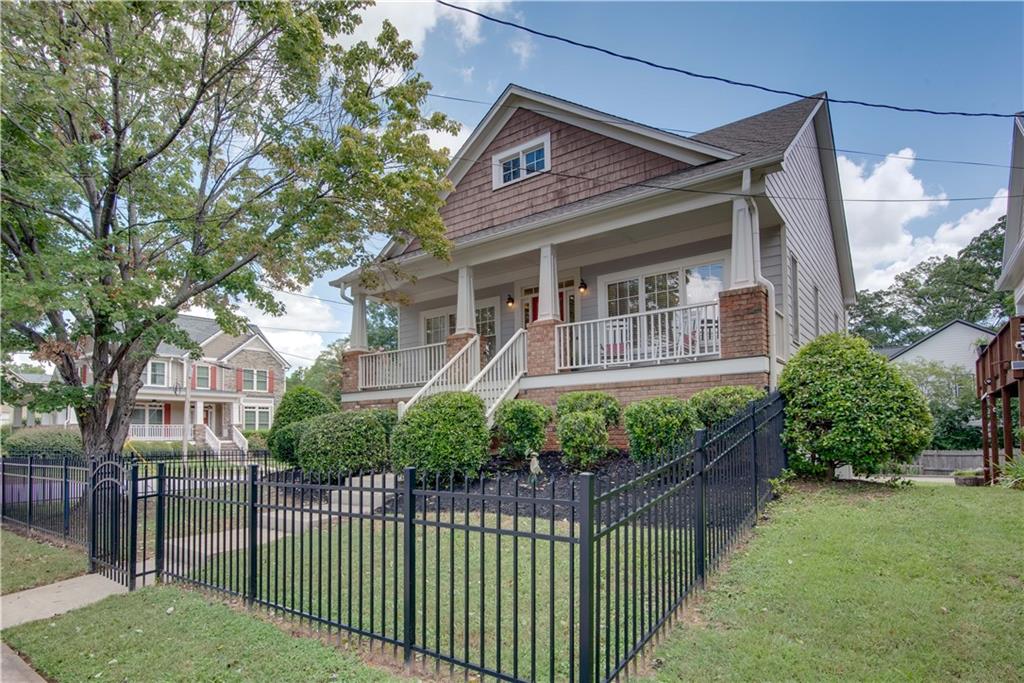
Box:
[333,85,855,425]
[73,314,290,451]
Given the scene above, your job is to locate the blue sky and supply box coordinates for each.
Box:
[262,1,1023,368]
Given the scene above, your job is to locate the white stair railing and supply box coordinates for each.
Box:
[398,336,480,419]
[202,423,221,455]
[231,425,248,452]
[465,329,528,425]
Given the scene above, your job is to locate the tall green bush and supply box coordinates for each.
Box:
[556,391,621,427]
[296,411,388,475]
[689,385,766,429]
[267,418,313,465]
[493,400,553,459]
[391,393,490,477]
[623,397,700,462]
[779,333,933,477]
[557,410,609,469]
[242,430,269,451]
[271,387,336,435]
[362,408,398,444]
[2,427,83,458]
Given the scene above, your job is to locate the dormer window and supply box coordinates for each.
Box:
[492,133,550,189]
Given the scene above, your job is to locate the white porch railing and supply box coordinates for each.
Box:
[555,302,720,371]
[231,425,248,452]
[128,424,185,441]
[358,342,447,390]
[203,423,221,454]
[398,336,480,419]
[465,328,527,425]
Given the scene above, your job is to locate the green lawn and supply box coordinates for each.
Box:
[647,482,1024,681]
[2,585,401,682]
[0,528,87,594]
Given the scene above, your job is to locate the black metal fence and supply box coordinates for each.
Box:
[0,393,786,681]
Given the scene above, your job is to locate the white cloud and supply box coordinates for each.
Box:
[345,1,510,53]
[236,289,349,370]
[509,37,534,67]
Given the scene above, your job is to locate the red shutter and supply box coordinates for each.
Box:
[190,366,196,390]
[210,366,217,391]
[163,403,171,425]
[267,370,275,393]
[236,368,243,393]
[80,366,87,384]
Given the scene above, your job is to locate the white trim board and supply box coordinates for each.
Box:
[519,356,769,390]
[340,387,417,404]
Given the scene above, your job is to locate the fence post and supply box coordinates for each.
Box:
[87,459,97,572]
[128,464,139,591]
[155,463,166,580]
[694,429,707,588]
[247,464,258,605]
[402,467,416,665]
[578,472,596,683]
[27,456,34,529]
[750,402,760,518]
[62,457,70,537]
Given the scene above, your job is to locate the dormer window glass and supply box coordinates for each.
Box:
[501,156,521,184]
[492,133,551,189]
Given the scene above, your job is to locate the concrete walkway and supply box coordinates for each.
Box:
[1,573,126,630]
[1,643,45,682]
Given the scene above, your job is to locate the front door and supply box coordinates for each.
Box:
[203,405,214,435]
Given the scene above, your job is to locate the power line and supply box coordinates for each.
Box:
[427,92,1023,171]
[435,0,1019,120]
[257,324,349,334]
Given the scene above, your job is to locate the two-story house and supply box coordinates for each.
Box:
[332,85,855,430]
[76,314,289,450]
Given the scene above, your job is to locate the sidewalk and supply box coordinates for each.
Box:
[1,573,126,630]
[1,643,45,683]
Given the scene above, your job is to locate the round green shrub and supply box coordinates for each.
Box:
[267,418,313,465]
[556,391,621,427]
[623,397,700,462]
[297,411,388,475]
[361,408,398,444]
[779,333,933,477]
[271,387,336,434]
[2,427,83,458]
[242,430,269,451]
[494,400,553,459]
[689,385,766,429]
[391,392,490,477]
[557,410,609,469]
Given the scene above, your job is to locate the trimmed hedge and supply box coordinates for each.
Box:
[362,408,398,444]
[557,410,609,469]
[623,397,700,462]
[689,385,766,429]
[242,430,269,451]
[296,411,388,475]
[267,419,313,465]
[2,428,83,458]
[494,400,553,459]
[391,393,490,477]
[556,391,621,427]
[271,387,336,434]
[779,333,933,477]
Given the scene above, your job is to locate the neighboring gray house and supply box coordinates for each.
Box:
[2,371,75,428]
[884,320,995,373]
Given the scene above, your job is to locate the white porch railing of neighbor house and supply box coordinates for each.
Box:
[203,424,221,454]
[231,425,248,451]
[398,336,480,419]
[358,342,447,390]
[465,328,527,425]
[555,302,720,371]
[129,424,185,441]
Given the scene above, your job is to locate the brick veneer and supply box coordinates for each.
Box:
[341,397,403,411]
[526,319,558,376]
[446,332,479,363]
[340,350,368,394]
[719,285,770,359]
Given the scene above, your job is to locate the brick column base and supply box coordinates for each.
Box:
[719,285,770,359]
[341,349,369,394]
[446,332,478,364]
[526,318,558,376]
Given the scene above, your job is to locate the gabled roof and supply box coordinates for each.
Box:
[155,314,290,369]
[13,371,53,385]
[887,319,996,362]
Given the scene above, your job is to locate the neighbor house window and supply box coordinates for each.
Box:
[131,404,164,427]
[147,361,167,386]
[243,369,268,392]
[492,133,551,189]
[195,365,210,389]
[243,406,271,431]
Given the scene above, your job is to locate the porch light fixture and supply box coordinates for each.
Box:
[578,279,588,294]
[506,294,515,308]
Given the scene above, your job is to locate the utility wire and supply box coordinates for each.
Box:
[427,92,1024,171]
[436,0,1020,120]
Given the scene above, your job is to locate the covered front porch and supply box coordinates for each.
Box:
[126,399,252,451]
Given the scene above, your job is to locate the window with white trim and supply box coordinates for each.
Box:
[243,368,268,392]
[131,404,164,427]
[492,133,551,189]
[147,360,167,386]
[602,260,724,318]
[195,364,210,389]
[243,406,272,431]
[424,313,456,345]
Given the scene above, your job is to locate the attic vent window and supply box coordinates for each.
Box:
[492,133,550,189]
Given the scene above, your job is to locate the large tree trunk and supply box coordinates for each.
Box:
[76,359,148,460]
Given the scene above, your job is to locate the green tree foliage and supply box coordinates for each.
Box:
[391,393,490,477]
[493,399,553,460]
[897,360,982,450]
[1,3,457,457]
[367,302,398,351]
[271,386,336,436]
[779,334,933,477]
[286,339,346,401]
[623,397,700,462]
[848,216,1012,346]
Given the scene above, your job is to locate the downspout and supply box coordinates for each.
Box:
[743,170,778,389]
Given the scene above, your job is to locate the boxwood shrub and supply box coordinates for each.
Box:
[493,400,553,459]
[689,385,766,429]
[779,333,933,477]
[391,392,490,477]
[267,418,313,465]
[271,387,336,434]
[2,427,83,458]
[296,411,388,475]
[623,397,700,462]
[556,391,621,427]
[557,410,609,469]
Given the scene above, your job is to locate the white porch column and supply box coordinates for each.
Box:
[350,291,369,351]
[12,405,23,428]
[231,402,241,427]
[194,400,204,424]
[455,266,476,334]
[536,244,559,322]
[729,198,758,289]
